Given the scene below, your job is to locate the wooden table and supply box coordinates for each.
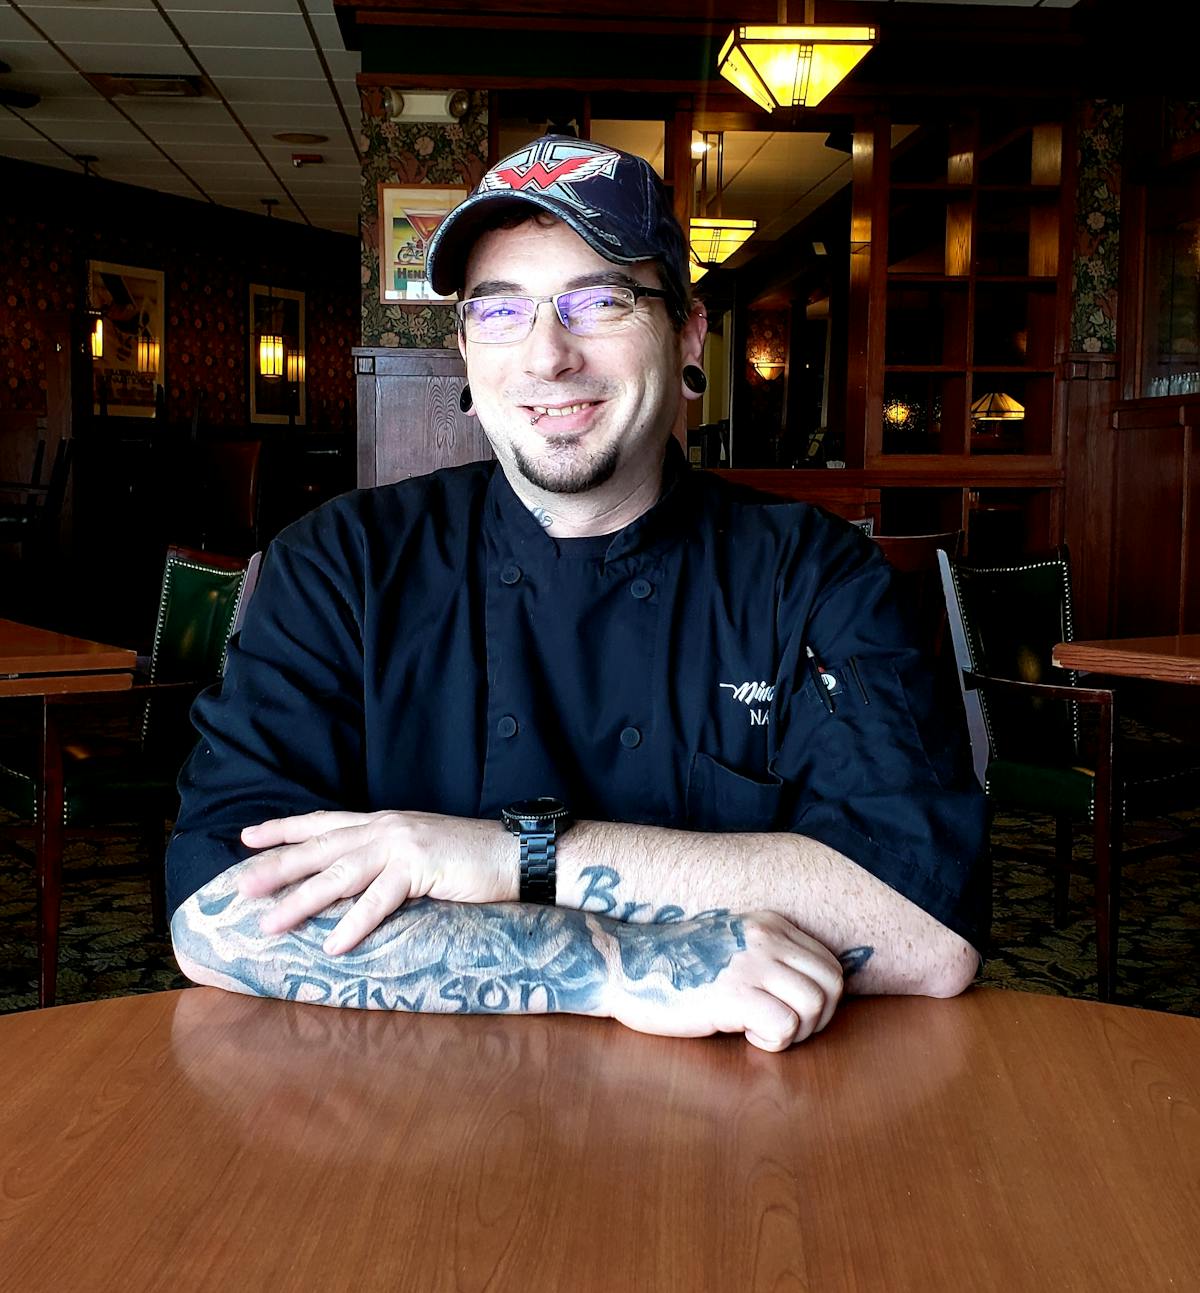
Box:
[0,616,136,696]
[2,987,1197,1291]
[1054,634,1200,685]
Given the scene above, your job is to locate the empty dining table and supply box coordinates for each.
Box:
[1053,634,1200,685]
[0,616,136,696]
[1,984,1197,1290]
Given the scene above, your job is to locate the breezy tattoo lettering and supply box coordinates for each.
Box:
[577,863,728,926]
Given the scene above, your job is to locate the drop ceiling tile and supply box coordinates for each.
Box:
[28,9,175,44]
[218,76,333,105]
[0,68,96,96]
[0,8,41,39]
[320,50,359,80]
[167,11,311,49]
[56,44,197,76]
[159,0,299,13]
[196,47,325,80]
[118,98,231,125]
[0,137,77,162]
[0,115,47,140]
[43,118,154,144]
[308,13,347,52]
[139,121,249,147]
[18,0,155,10]
[0,40,74,73]
[236,103,346,129]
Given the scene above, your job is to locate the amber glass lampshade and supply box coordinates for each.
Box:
[718,25,876,112]
[689,218,757,269]
[259,334,284,379]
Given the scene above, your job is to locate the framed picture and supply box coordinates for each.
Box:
[89,260,165,418]
[249,284,306,426]
[377,183,469,304]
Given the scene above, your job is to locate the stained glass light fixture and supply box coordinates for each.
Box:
[970,391,1025,421]
[718,2,876,113]
[689,132,757,276]
[136,334,159,375]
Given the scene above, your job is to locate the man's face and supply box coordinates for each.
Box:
[458,217,701,499]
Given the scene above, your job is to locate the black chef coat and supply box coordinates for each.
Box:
[166,441,989,950]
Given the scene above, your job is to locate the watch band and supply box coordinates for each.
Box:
[518,830,557,905]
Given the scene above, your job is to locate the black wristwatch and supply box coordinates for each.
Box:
[501,797,572,905]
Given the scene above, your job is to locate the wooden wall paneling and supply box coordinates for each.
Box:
[1062,356,1119,638]
[1185,421,1199,632]
[1112,419,1184,636]
[355,348,493,488]
[848,113,889,467]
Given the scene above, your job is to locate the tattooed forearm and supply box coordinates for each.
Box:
[838,946,874,977]
[171,862,752,1017]
[576,863,729,925]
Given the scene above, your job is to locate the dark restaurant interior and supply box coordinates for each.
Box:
[0,0,1197,1017]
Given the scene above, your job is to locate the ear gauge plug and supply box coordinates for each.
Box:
[459,384,473,414]
[682,365,708,394]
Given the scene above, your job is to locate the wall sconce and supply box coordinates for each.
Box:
[970,391,1024,423]
[259,333,283,380]
[751,356,785,381]
[286,349,305,384]
[89,314,103,359]
[136,334,159,375]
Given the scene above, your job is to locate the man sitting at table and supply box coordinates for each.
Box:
[168,136,988,1051]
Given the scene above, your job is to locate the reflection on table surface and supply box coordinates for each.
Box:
[1,986,1198,1290]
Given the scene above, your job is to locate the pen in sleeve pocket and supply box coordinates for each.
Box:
[847,656,870,705]
[805,645,836,714]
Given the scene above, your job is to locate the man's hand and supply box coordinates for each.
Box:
[603,910,844,1052]
[237,810,515,954]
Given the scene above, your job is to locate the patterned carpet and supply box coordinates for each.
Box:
[2,807,1198,1017]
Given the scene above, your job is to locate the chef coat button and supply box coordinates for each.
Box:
[619,726,641,748]
[497,715,518,738]
[630,578,652,600]
[500,564,522,586]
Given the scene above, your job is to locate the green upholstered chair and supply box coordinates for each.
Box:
[0,545,254,1006]
[937,546,1200,1001]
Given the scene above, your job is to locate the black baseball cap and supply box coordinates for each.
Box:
[425,134,689,313]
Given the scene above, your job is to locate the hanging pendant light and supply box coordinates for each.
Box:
[688,132,757,276]
[719,0,875,113]
[258,198,284,380]
[136,333,159,375]
[970,391,1025,422]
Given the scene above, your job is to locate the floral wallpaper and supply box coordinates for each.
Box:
[1070,99,1123,355]
[358,88,488,348]
[0,213,72,412]
[0,165,357,428]
[1165,100,1200,144]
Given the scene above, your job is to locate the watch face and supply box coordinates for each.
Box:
[503,797,569,827]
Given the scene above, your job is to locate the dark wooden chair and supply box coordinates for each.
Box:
[874,529,964,662]
[0,544,254,1006]
[0,438,71,560]
[938,545,1200,1001]
[193,439,264,557]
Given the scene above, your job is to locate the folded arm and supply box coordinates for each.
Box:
[236,810,977,998]
[172,860,844,1051]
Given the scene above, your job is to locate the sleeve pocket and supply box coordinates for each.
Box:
[686,751,783,833]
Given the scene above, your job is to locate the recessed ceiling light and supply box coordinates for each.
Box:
[273,132,329,145]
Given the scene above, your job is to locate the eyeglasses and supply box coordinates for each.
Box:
[456,283,670,344]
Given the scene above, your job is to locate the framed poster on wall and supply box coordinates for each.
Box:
[377,183,469,303]
[89,260,165,417]
[249,284,306,426]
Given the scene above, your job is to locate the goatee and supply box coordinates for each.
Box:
[513,437,620,495]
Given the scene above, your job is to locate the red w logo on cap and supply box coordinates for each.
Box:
[491,154,612,192]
